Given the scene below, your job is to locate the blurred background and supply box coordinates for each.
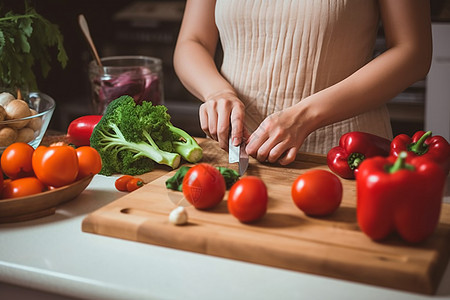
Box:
[2,0,450,140]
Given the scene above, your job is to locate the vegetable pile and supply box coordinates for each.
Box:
[159,130,449,243]
[90,95,203,176]
[0,91,43,147]
[326,130,449,243]
[0,142,102,199]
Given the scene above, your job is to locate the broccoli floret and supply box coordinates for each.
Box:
[90,96,181,175]
[90,95,202,176]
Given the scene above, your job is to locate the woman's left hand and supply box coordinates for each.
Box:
[245,105,310,165]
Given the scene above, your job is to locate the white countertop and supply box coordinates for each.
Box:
[1,174,449,300]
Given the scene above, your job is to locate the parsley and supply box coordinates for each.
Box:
[0,2,68,91]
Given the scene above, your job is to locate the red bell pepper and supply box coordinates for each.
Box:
[67,115,102,146]
[356,151,446,243]
[327,131,391,179]
[390,130,450,175]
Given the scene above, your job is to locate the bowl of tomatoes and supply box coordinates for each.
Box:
[0,90,55,152]
[0,174,94,223]
[0,142,102,223]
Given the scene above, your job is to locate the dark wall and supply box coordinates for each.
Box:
[1,0,201,134]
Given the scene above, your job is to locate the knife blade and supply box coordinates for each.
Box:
[238,142,249,176]
[228,137,239,164]
[229,137,248,176]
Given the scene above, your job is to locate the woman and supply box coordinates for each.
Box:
[173,0,432,165]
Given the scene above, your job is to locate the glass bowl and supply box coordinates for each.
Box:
[0,91,55,152]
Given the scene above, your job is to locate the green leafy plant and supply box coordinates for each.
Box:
[0,2,68,91]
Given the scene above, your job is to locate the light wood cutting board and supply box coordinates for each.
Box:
[82,139,450,295]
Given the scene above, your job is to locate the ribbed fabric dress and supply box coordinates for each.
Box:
[215,0,393,154]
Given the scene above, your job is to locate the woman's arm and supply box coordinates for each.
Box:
[304,0,432,128]
[246,0,432,164]
[173,0,246,149]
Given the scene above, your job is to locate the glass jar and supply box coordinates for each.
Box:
[89,56,164,114]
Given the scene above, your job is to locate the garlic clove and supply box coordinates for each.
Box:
[169,206,188,225]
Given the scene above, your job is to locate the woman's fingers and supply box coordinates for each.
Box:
[246,108,306,165]
[198,93,245,151]
[230,101,245,146]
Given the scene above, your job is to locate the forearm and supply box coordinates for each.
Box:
[173,41,236,101]
[299,0,432,133]
[300,44,431,132]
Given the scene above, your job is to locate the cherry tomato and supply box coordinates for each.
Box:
[115,175,134,192]
[126,177,144,192]
[228,176,268,223]
[1,142,35,179]
[32,145,79,187]
[2,177,45,199]
[67,115,102,146]
[182,163,226,209]
[76,146,102,180]
[291,169,343,216]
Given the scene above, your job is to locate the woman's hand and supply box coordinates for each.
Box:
[245,105,312,165]
[199,91,247,150]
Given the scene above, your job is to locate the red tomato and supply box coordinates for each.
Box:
[67,115,102,146]
[2,177,45,199]
[126,177,144,192]
[115,175,134,192]
[291,169,343,216]
[1,142,35,179]
[182,163,226,209]
[32,145,79,187]
[228,176,268,223]
[76,146,102,180]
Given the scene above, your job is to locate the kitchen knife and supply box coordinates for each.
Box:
[229,137,249,176]
[238,142,249,176]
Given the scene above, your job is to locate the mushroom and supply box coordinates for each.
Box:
[0,126,17,147]
[5,99,31,129]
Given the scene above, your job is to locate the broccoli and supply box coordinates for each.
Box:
[90,95,203,176]
[169,123,203,163]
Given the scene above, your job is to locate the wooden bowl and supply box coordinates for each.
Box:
[0,175,94,223]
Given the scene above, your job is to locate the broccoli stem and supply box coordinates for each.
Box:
[168,124,203,163]
[101,123,181,168]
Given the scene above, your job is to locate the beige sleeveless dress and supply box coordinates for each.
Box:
[215,0,393,154]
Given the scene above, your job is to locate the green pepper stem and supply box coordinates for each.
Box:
[388,151,415,173]
[408,131,432,155]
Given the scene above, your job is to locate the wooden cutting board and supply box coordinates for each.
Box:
[82,138,450,295]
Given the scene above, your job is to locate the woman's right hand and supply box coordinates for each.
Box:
[199,91,247,151]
